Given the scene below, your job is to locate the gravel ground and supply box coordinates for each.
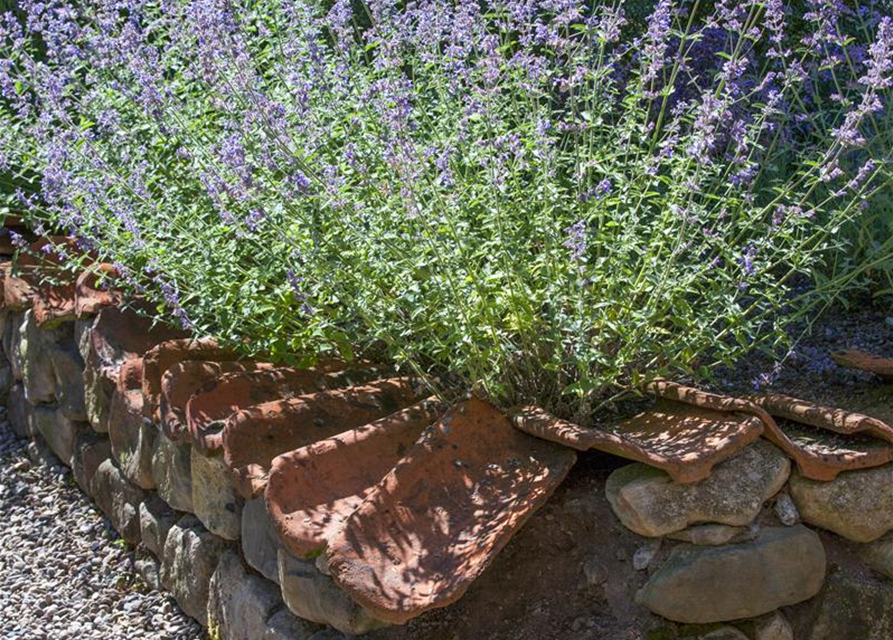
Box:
[0,410,205,640]
[713,304,893,398]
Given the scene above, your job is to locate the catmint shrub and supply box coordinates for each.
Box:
[0,0,891,420]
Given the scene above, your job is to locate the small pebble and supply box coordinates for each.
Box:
[0,416,204,640]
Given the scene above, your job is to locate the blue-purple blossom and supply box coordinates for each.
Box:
[563,220,587,263]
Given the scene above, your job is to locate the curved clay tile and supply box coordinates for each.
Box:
[186,368,328,456]
[4,237,78,311]
[222,377,427,500]
[327,398,577,624]
[831,349,893,382]
[265,398,447,559]
[753,394,893,442]
[511,380,765,483]
[158,360,269,441]
[185,366,388,456]
[750,393,893,481]
[88,306,187,368]
[75,264,123,318]
[141,338,236,423]
[84,306,186,432]
[32,281,77,328]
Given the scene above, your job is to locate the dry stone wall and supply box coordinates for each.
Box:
[2,237,893,640]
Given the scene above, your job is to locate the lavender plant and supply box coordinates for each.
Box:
[1,0,892,418]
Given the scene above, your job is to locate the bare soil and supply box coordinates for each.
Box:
[369,302,893,640]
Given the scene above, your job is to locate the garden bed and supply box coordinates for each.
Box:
[1,248,891,640]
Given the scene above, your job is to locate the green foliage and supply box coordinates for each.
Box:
[1,0,892,420]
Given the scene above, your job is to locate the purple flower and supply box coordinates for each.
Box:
[246,208,265,232]
[641,0,673,93]
[563,220,587,264]
[287,268,312,315]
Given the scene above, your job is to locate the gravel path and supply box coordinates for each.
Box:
[0,409,205,640]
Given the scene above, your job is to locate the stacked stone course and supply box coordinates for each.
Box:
[2,235,893,640]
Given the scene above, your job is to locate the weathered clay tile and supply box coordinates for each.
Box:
[511,381,765,483]
[831,349,893,382]
[223,377,427,500]
[141,338,236,423]
[327,398,577,624]
[186,365,391,456]
[265,398,447,559]
[750,393,893,481]
[4,237,81,315]
[84,307,185,432]
[75,263,123,318]
[88,305,187,369]
[187,368,325,456]
[32,281,77,328]
[754,393,893,442]
[159,360,267,441]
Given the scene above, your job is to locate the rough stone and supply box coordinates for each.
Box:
[809,574,893,640]
[83,363,116,433]
[860,532,893,580]
[278,549,388,635]
[135,553,163,591]
[636,525,826,623]
[191,448,242,541]
[3,311,24,381]
[0,355,12,405]
[208,550,282,640]
[789,464,893,542]
[633,539,661,571]
[152,434,194,512]
[606,441,790,537]
[50,342,87,421]
[740,611,794,640]
[8,383,34,438]
[242,497,284,584]
[668,524,758,546]
[701,628,749,640]
[262,609,322,640]
[306,632,351,640]
[139,496,179,558]
[160,515,230,626]
[74,317,94,363]
[773,493,799,526]
[71,429,111,496]
[91,458,148,544]
[33,404,85,466]
[20,310,68,405]
[108,361,157,489]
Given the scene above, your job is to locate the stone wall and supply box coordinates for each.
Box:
[0,259,377,639]
[2,241,893,640]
